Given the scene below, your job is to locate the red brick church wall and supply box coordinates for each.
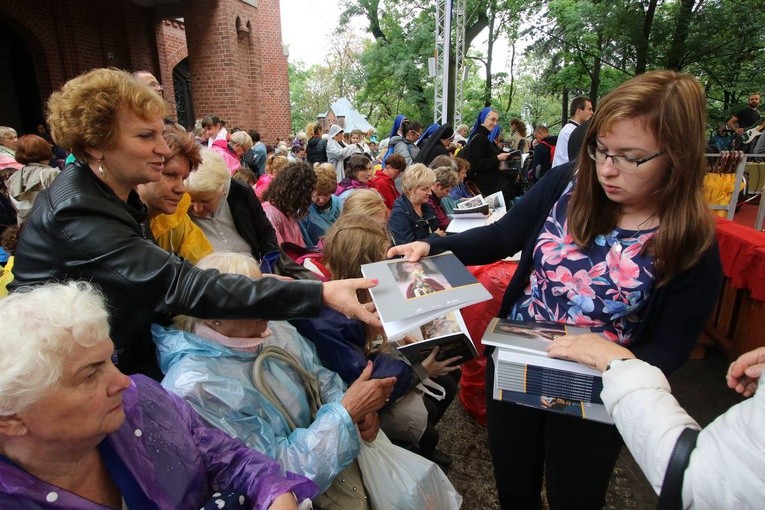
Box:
[183,0,291,142]
[156,19,189,121]
[2,0,291,143]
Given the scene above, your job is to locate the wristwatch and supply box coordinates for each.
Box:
[606,357,632,371]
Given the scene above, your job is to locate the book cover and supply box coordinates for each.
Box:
[361,252,492,338]
[482,318,591,356]
[396,310,478,366]
[452,203,490,216]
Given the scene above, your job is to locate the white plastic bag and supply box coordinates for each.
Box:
[357,431,462,510]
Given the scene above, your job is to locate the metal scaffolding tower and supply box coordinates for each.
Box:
[433,0,466,124]
[452,0,466,125]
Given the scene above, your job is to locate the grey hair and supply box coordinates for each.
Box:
[433,166,458,188]
[185,148,231,194]
[0,281,110,416]
[0,126,17,140]
[229,131,253,152]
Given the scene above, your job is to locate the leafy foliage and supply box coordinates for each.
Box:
[288,0,765,136]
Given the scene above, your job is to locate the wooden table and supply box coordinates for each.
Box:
[704,217,765,358]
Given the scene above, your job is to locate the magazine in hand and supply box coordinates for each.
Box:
[484,318,612,424]
[395,310,479,366]
[361,252,492,339]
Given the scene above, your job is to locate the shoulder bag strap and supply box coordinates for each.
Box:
[656,427,700,510]
[252,345,323,431]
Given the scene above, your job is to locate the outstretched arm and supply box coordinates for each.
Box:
[726,346,765,397]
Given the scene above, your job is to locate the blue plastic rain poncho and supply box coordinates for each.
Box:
[154,321,360,493]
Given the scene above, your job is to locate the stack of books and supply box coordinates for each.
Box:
[482,318,613,424]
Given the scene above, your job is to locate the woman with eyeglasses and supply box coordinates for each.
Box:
[387,120,423,166]
[389,70,723,509]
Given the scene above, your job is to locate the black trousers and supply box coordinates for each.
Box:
[485,355,623,510]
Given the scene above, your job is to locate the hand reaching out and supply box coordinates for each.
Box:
[387,241,431,261]
[726,347,765,397]
[322,279,381,327]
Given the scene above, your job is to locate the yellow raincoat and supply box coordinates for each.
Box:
[150,193,213,264]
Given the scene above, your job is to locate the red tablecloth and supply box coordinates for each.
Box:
[715,216,765,300]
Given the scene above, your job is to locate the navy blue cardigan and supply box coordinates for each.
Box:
[428,163,723,376]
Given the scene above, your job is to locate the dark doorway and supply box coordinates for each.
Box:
[0,20,44,135]
[173,58,195,130]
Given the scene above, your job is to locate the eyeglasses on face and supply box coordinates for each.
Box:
[586,144,663,173]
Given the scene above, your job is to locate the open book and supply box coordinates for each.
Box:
[361,252,491,364]
[484,318,613,424]
[452,192,506,218]
[394,310,479,365]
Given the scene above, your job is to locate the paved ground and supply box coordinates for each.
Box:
[437,347,744,509]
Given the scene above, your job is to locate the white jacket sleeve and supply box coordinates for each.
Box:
[600,360,699,494]
[602,360,765,509]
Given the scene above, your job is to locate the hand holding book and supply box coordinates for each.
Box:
[546,333,635,373]
[421,346,462,377]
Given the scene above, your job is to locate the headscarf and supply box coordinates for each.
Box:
[489,125,501,143]
[414,124,454,165]
[416,123,440,148]
[388,115,406,138]
[467,107,494,142]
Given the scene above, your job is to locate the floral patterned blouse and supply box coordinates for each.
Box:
[509,182,657,346]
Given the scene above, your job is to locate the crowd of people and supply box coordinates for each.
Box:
[0,67,763,510]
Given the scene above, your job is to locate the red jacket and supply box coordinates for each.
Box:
[368,171,399,210]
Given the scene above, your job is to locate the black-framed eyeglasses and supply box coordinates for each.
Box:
[587,144,663,173]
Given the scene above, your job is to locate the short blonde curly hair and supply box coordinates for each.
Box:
[46,68,168,160]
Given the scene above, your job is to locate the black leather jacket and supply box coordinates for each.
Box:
[10,161,323,376]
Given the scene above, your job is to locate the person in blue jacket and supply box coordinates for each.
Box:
[155,252,395,499]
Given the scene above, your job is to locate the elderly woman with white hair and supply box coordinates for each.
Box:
[186,148,279,261]
[0,281,317,509]
[0,126,22,170]
[154,252,396,503]
[387,163,446,245]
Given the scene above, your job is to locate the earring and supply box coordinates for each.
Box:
[213,320,221,326]
[97,157,106,178]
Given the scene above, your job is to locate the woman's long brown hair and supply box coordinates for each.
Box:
[568,70,715,286]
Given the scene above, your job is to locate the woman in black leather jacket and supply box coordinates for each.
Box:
[9,68,380,379]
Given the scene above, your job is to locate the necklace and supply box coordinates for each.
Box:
[614,214,658,253]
